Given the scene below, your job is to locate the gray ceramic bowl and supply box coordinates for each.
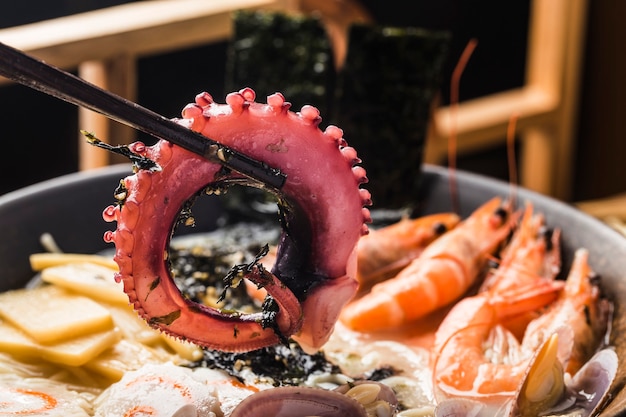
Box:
[0,163,624,415]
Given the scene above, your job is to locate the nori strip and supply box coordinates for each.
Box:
[226,12,451,211]
[187,341,341,386]
[168,222,280,311]
[333,24,451,210]
[225,10,335,117]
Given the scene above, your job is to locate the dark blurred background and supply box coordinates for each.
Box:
[0,0,622,203]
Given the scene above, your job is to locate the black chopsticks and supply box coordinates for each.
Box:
[0,42,286,189]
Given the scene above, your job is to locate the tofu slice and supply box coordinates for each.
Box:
[0,319,120,367]
[40,262,128,305]
[0,285,113,343]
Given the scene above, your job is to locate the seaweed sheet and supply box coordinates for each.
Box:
[226,10,335,117]
[333,24,451,210]
[226,11,451,211]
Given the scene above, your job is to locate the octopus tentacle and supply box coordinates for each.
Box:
[102,88,371,352]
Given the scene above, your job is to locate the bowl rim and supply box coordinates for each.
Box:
[1,162,625,415]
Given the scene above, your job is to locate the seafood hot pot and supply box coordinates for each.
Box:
[0,163,625,415]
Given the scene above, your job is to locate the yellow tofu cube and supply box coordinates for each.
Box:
[0,285,113,344]
[0,319,121,367]
[40,262,128,305]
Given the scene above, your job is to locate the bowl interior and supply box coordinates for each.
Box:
[0,163,624,414]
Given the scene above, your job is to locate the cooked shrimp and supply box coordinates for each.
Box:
[479,202,562,339]
[430,203,567,398]
[340,197,516,332]
[479,202,561,295]
[431,283,564,399]
[520,248,611,376]
[248,213,460,301]
[432,248,610,404]
[356,213,461,289]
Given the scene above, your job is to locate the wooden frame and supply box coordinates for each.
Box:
[424,0,589,200]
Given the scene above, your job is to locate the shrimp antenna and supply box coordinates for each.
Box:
[506,112,520,208]
[448,38,478,214]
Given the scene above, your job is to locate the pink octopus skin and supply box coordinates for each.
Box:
[102,88,372,352]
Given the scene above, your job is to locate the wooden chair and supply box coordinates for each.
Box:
[423,0,589,201]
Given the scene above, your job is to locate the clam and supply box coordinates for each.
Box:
[536,348,618,417]
[229,381,398,417]
[512,333,618,417]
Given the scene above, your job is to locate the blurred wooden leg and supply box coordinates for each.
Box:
[519,125,555,196]
[77,55,137,170]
